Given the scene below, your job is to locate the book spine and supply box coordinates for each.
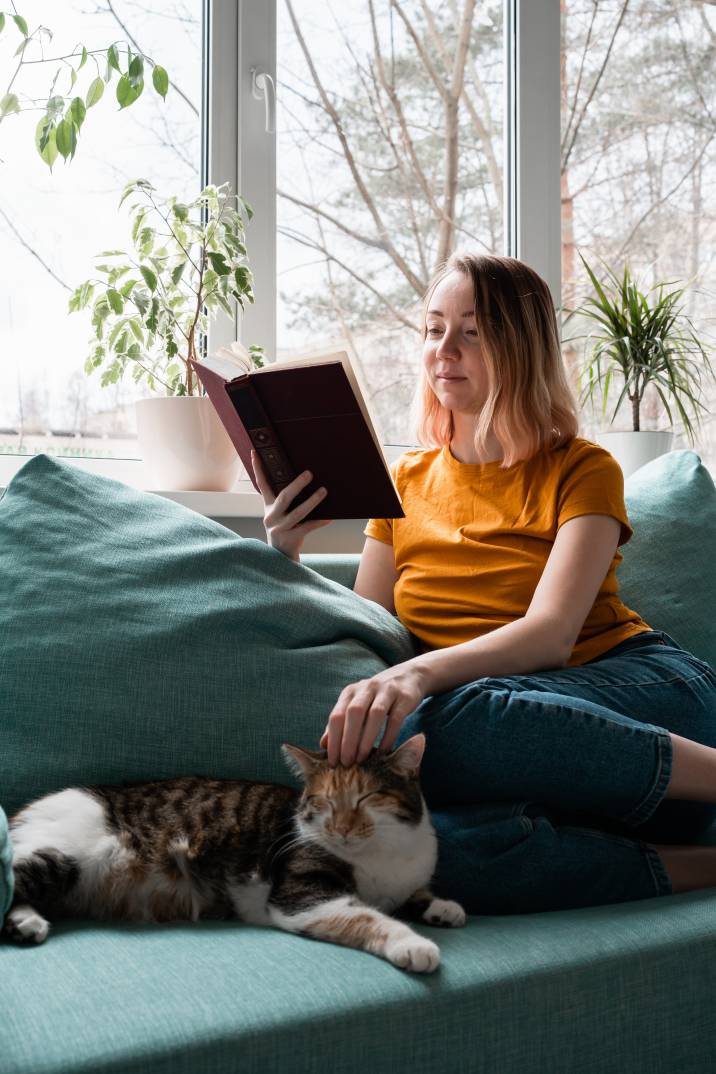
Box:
[225,379,296,493]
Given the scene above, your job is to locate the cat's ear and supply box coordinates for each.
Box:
[384,734,425,779]
[281,743,326,781]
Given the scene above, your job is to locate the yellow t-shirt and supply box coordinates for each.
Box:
[363,437,653,667]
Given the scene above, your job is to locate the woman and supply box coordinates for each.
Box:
[251,252,716,914]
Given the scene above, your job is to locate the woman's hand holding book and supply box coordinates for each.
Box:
[251,449,333,563]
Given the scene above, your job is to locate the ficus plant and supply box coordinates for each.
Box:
[563,252,715,444]
[0,8,170,168]
[69,179,264,396]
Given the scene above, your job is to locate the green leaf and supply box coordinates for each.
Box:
[0,14,5,33]
[107,44,120,72]
[171,261,186,286]
[12,13,28,36]
[79,45,88,69]
[234,266,251,291]
[85,77,104,108]
[119,277,138,297]
[140,265,157,291]
[138,226,154,253]
[152,64,169,100]
[128,320,144,343]
[46,95,64,118]
[116,73,142,109]
[55,118,77,160]
[70,96,86,129]
[131,288,150,315]
[107,289,124,314]
[0,93,20,117]
[128,54,144,88]
[35,117,57,167]
[207,251,230,276]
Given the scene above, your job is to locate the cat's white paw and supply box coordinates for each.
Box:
[385,933,440,973]
[423,898,466,928]
[4,905,50,944]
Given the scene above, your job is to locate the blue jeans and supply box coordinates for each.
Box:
[397,630,716,913]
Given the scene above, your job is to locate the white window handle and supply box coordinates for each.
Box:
[251,68,275,134]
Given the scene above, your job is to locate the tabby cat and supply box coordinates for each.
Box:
[3,733,465,973]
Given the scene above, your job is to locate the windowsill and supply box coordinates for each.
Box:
[0,444,411,519]
[0,453,266,518]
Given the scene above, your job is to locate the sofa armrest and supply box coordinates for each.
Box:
[299,553,361,591]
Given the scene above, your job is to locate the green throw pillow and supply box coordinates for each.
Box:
[620,449,716,668]
[0,455,415,820]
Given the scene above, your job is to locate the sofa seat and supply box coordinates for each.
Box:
[3,891,716,1074]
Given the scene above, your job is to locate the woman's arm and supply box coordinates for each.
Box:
[321,513,621,766]
[353,536,399,613]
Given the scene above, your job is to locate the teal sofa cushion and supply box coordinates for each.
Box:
[0,454,415,818]
[3,895,716,1074]
[619,449,716,668]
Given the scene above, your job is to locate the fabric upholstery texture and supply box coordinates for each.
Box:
[0,454,415,820]
[618,449,716,668]
[2,898,716,1074]
[2,447,715,1074]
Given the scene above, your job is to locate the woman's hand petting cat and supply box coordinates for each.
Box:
[320,662,429,768]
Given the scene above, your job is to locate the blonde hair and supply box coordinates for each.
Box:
[411,252,580,468]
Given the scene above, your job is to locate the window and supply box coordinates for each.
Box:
[560,0,716,472]
[0,1,203,461]
[275,0,505,447]
[5,2,710,475]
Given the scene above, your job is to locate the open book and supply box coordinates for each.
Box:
[190,344,404,521]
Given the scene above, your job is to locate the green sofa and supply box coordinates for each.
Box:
[1,449,716,1074]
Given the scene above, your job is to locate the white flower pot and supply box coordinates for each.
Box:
[135,397,244,492]
[594,430,674,479]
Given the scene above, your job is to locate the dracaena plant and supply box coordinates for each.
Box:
[0,10,170,168]
[563,252,715,444]
[69,179,265,396]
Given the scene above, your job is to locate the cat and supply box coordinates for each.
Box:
[2,733,465,973]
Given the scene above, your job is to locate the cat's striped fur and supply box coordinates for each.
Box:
[3,734,465,972]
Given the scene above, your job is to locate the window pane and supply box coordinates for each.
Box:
[276,0,505,446]
[561,1,716,472]
[0,1,202,461]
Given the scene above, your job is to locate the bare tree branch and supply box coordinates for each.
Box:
[562,0,630,172]
[614,131,715,261]
[437,0,476,264]
[284,0,425,296]
[277,188,387,251]
[0,207,72,291]
[278,224,420,335]
[424,0,502,205]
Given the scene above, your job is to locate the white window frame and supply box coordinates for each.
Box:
[209,0,561,356]
[205,0,277,361]
[2,0,561,501]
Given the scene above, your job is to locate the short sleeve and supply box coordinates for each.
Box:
[557,441,634,546]
[363,457,404,546]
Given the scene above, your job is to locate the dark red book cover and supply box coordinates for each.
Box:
[190,357,404,521]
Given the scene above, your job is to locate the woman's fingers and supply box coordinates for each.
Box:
[323,684,398,767]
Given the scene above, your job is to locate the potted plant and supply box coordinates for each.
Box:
[563,253,714,477]
[69,178,264,491]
